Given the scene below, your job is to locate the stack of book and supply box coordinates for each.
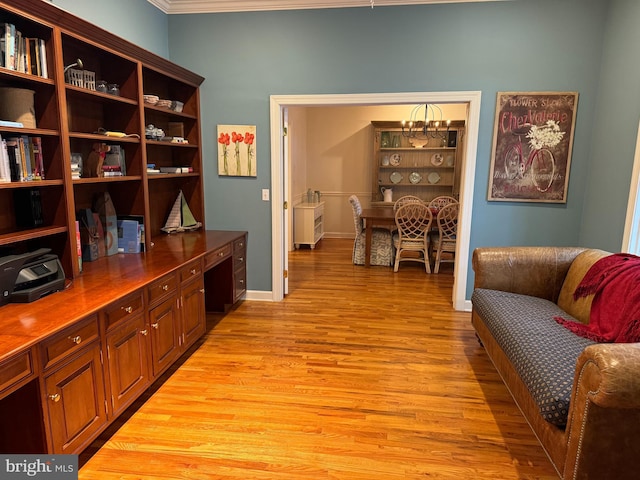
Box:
[70,153,82,179]
[0,22,48,78]
[103,144,125,176]
[0,134,45,182]
[102,165,123,177]
[159,166,192,174]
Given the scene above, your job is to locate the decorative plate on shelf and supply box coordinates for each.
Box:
[445,155,454,167]
[389,153,401,166]
[390,171,403,184]
[431,153,444,166]
[409,172,422,184]
[427,172,441,184]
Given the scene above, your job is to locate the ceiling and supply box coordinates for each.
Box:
[147,0,507,14]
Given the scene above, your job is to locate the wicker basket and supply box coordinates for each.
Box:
[0,87,36,128]
[65,68,96,90]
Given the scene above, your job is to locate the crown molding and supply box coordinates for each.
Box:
[146,0,507,15]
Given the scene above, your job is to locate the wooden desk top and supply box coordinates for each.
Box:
[0,230,246,363]
[360,207,395,222]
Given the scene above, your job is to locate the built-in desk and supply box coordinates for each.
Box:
[0,230,247,454]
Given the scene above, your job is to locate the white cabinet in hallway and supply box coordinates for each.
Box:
[294,202,325,249]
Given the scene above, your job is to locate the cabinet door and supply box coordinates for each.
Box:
[181,276,205,350]
[43,343,107,454]
[105,314,150,416]
[149,297,181,378]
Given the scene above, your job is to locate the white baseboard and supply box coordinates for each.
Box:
[244,290,274,302]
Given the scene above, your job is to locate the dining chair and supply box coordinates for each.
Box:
[393,202,433,273]
[348,195,394,266]
[393,195,424,212]
[431,202,458,273]
[428,195,458,209]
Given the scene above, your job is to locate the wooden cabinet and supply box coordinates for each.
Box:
[180,260,205,350]
[147,273,181,378]
[0,237,245,454]
[371,121,465,206]
[103,292,149,417]
[41,316,107,454]
[233,236,247,303]
[0,0,204,279]
[293,202,325,249]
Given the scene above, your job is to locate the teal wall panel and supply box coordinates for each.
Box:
[39,0,640,298]
[49,0,169,58]
[168,0,619,295]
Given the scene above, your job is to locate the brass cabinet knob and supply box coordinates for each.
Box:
[70,335,82,344]
[151,322,159,329]
[140,329,148,336]
[162,284,169,291]
[122,306,133,314]
[49,393,61,402]
[199,288,205,294]
[190,269,197,275]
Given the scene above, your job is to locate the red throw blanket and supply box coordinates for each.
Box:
[554,253,640,343]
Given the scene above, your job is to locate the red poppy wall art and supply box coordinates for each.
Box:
[217,124,256,177]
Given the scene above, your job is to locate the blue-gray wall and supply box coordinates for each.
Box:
[47,0,640,298]
[579,0,640,249]
[50,0,169,58]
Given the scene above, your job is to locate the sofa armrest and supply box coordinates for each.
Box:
[563,343,640,478]
[573,343,640,408]
[472,246,587,302]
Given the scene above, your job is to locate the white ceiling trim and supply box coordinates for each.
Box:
[147,0,508,15]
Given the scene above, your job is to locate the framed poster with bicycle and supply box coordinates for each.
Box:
[488,91,578,203]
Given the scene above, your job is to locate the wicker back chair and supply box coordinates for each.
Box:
[428,195,458,210]
[348,195,394,266]
[393,195,424,212]
[432,202,458,273]
[393,202,433,273]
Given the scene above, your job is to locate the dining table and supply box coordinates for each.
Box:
[360,205,440,267]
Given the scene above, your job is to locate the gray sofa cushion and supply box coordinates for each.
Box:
[471,288,595,426]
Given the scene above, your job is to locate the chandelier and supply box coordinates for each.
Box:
[401,104,451,142]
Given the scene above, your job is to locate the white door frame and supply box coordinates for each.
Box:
[269,91,482,311]
[622,118,640,254]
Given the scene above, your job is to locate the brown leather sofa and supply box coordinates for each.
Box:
[471,246,640,480]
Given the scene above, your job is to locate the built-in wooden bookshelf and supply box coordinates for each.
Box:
[0,0,205,278]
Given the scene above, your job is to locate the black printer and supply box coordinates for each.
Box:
[0,248,66,306]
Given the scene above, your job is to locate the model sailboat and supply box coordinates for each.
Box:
[161,190,202,233]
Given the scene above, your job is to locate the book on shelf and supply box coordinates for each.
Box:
[13,187,43,228]
[4,137,21,181]
[0,23,47,77]
[0,137,11,182]
[0,135,45,181]
[118,214,145,252]
[117,218,141,254]
[0,120,24,127]
[159,166,192,174]
[75,220,82,272]
[38,38,47,78]
[30,136,44,179]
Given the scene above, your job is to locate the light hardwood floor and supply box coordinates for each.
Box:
[79,238,558,479]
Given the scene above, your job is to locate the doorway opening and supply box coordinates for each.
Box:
[270,91,482,311]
